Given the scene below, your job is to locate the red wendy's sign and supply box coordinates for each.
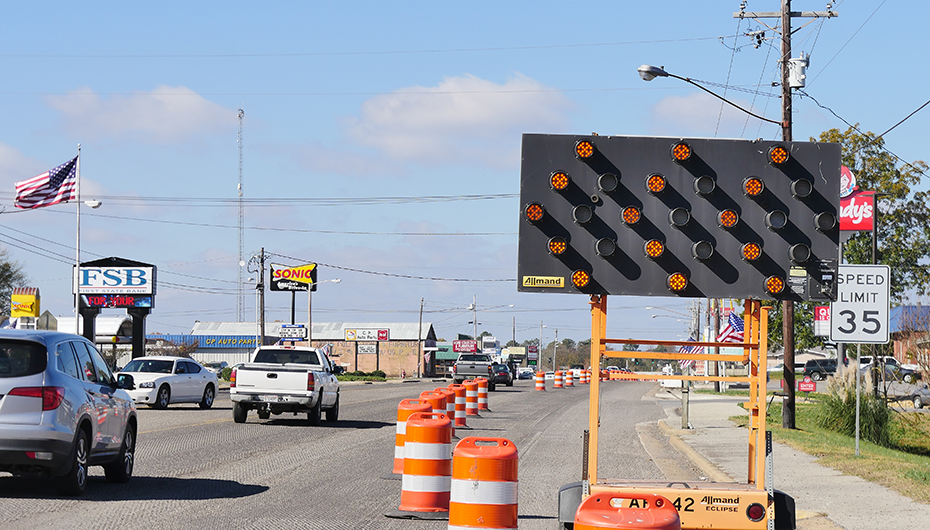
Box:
[839,190,874,231]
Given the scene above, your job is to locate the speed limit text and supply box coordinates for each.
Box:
[837,273,885,303]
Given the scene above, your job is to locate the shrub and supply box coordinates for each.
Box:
[219,367,232,381]
[813,365,893,447]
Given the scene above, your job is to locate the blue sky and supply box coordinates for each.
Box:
[0,1,924,345]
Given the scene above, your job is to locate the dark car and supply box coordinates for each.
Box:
[803,359,839,381]
[910,384,930,409]
[863,362,921,384]
[490,364,513,388]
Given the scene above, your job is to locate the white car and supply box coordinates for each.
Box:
[118,356,218,409]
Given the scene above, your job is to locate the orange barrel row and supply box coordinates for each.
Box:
[535,371,545,391]
[435,387,456,433]
[393,399,433,474]
[449,437,518,530]
[464,380,480,416]
[554,371,563,389]
[565,370,574,387]
[573,492,680,530]
[476,377,489,411]
[449,383,467,427]
[398,412,453,513]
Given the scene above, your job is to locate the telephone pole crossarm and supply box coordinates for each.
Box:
[733,11,837,19]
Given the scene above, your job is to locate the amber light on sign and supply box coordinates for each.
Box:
[575,139,595,159]
[741,242,762,261]
[644,239,664,259]
[671,141,691,162]
[621,206,641,225]
[667,272,688,292]
[646,174,667,193]
[571,270,590,288]
[550,171,570,191]
[524,203,545,222]
[548,237,567,255]
[717,209,739,228]
[769,145,789,165]
[765,276,785,295]
[743,177,764,197]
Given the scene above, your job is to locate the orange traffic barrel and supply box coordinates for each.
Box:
[574,492,680,530]
[535,371,545,391]
[420,391,447,416]
[449,437,518,529]
[392,399,433,475]
[448,383,468,427]
[464,380,480,416]
[398,412,453,514]
[476,377,489,411]
[554,371,563,389]
[434,387,456,434]
[565,370,574,387]
[583,369,590,384]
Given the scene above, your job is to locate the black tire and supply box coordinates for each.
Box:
[325,395,340,422]
[104,424,135,483]
[506,380,513,387]
[811,372,823,382]
[257,410,270,420]
[307,397,322,426]
[915,396,924,409]
[233,402,248,423]
[489,383,496,392]
[199,385,215,409]
[57,429,89,496]
[153,385,171,409]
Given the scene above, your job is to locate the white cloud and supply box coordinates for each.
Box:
[45,86,237,143]
[648,92,781,139]
[344,73,573,169]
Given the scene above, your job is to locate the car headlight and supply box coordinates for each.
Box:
[139,381,155,389]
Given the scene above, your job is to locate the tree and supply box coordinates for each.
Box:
[0,248,28,314]
[817,126,930,301]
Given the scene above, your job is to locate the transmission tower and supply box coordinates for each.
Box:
[237,108,245,322]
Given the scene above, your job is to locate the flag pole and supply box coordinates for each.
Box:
[75,144,81,335]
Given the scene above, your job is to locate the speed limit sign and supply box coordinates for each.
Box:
[829,265,890,344]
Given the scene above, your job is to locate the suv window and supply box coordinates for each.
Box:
[0,340,47,378]
[86,344,115,385]
[56,342,81,380]
[72,342,98,383]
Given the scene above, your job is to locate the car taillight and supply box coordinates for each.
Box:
[8,387,65,411]
[230,368,237,388]
[488,366,493,375]
[307,372,316,392]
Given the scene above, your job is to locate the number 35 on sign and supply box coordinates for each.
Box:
[829,264,890,344]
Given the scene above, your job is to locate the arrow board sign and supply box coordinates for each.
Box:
[830,264,890,344]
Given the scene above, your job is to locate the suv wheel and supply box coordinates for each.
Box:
[904,373,914,384]
[57,429,89,496]
[104,424,135,483]
[915,396,924,409]
[811,372,823,381]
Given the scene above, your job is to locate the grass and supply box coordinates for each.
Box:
[717,389,930,503]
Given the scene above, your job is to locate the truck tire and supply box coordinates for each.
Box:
[325,395,340,422]
[233,402,248,423]
[307,398,322,426]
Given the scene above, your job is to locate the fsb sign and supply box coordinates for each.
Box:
[75,257,157,296]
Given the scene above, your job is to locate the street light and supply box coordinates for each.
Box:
[637,64,781,126]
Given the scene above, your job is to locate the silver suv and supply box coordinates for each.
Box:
[0,330,138,495]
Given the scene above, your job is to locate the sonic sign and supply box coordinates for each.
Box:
[270,263,318,292]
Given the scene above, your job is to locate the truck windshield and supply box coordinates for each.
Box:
[254,349,320,365]
[458,355,488,362]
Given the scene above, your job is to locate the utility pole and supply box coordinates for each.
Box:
[237,109,245,322]
[257,247,266,346]
[735,0,837,430]
[472,294,478,340]
[417,297,424,378]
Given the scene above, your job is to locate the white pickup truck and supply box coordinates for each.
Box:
[230,344,342,425]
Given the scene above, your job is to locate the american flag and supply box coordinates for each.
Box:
[678,337,703,369]
[14,157,78,209]
[717,312,745,343]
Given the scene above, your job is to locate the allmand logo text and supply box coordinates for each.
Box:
[522,276,564,288]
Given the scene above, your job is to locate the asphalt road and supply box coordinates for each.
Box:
[0,379,702,529]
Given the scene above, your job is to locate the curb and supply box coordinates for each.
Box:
[657,419,734,483]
